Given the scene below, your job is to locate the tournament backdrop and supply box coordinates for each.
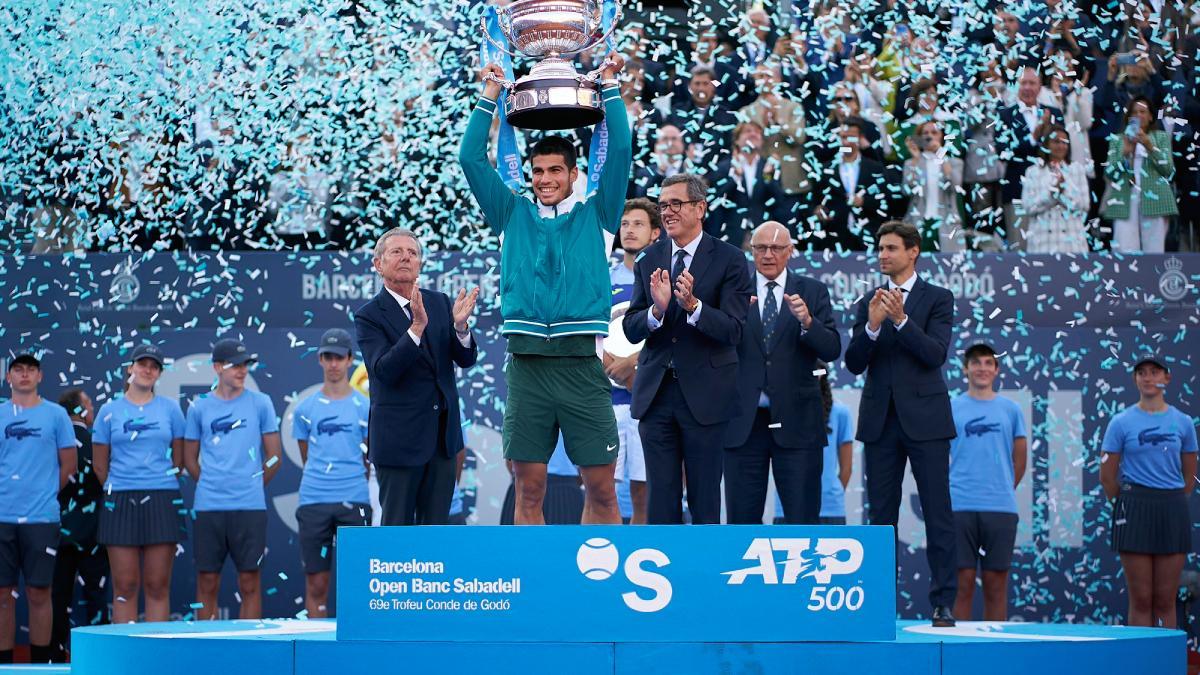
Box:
[1,251,1197,626]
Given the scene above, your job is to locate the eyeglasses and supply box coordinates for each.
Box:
[656,199,703,214]
[751,244,791,255]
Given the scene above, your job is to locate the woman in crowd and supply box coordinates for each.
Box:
[1102,96,1176,253]
[903,120,964,251]
[1021,126,1090,253]
[92,344,186,623]
[1100,355,1198,628]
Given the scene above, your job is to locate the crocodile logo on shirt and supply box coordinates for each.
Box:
[4,420,41,440]
[964,416,1002,437]
[316,416,354,436]
[1138,427,1176,446]
[123,419,160,434]
[210,413,245,436]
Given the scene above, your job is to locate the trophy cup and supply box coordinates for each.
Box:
[482,0,622,131]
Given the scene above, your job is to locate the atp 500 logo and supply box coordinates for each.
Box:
[723,538,867,612]
[576,538,672,613]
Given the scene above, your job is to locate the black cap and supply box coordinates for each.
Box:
[1132,354,1169,373]
[129,343,166,367]
[317,329,354,357]
[7,353,40,371]
[212,338,257,366]
[963,343,997,361]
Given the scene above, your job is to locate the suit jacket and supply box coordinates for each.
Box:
[724,269,842,449]
[354,288,478,468]
[997,104,1064,200]
[662,102,739,176]
[623,233,753,425]
[709,156,793,243]
[843,276,955,444]
[806,157,891,251]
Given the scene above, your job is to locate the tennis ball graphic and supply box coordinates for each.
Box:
[577,538,619,580]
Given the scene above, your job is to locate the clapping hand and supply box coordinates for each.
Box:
[409,286,428,337]
[674,270,698,313]
[867,289,887,331]
[452,287,480,332]
[880,288,906,324]
[649,268,673,319]
[785,294,812,329]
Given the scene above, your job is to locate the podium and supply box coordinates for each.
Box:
[66,525,1184,675]
[336,525,896,642]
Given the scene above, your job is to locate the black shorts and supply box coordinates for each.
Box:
[954,510,1018,571]
[296,503,371,573]
[193,510,267,573]
[0,522,60,587]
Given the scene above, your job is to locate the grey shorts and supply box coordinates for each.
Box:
[296,503,371,573]
[955,510,1018,571]
[0,522,60,587]
[193,510,267,573]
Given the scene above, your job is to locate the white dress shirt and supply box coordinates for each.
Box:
[646,231,704,330]
[865,272,917,340]
[383,285,472,348]
[1017,102,1040,143]
[922,152,945,219]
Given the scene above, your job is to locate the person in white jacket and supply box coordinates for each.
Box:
[1020,126,1090,254]
[903,120,964,252]
[1038,58,1094,178]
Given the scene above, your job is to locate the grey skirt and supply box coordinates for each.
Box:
[1111,483,1192,555]
[98,489,188,547]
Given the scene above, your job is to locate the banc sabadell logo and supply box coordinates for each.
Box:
[575,537,867,614]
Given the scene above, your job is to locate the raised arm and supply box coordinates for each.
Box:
[458,63,519,234]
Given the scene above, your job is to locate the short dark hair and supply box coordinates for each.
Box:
[623,198,661,231]
[58,388,87,418]
[661,173,708,202]
[1123,95,1160,131]
[963,343,998,366]
[876,220,921,250]
[1039,124,1071,160]
[529,136,577,170]
[840,115,869,136]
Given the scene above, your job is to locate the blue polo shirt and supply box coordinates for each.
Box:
[293,390,370,506]
[185,390,279,511]
[92,395,186,491]
[0,399,76,523]
[949,394,1026,514]
[820,402,855,518]
[1102,405,1199,490]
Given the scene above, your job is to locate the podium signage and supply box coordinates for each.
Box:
[337,525,895,642]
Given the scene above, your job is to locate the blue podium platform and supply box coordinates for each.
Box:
[56,619,1183,675]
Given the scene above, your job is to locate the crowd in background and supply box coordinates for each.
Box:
[1,0,1198,254]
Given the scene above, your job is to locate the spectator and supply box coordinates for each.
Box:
[1103,96,1177,253]
[710,122,792,245]
[963,64,1009,251]
[266,136,335,250]
[1021,126,1091,253]
[806,118,891,251]
[630,124,694,198]
[894,78,964,163]
[997,65,1064,250]
[813,84,886,164]
[1039,56,1095,178]
[664,65,739,177]
[903,120,966,252]
[739,62,812,197]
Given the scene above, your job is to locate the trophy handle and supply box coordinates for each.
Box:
[480,16,523,60]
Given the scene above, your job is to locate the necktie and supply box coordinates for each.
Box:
[762,281,778,349]
[672,249,687,284]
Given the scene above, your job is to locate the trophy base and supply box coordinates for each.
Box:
[505,77,603,130]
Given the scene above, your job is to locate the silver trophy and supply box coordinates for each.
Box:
[483,0,622,131]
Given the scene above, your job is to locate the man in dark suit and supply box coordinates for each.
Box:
[997,65,1063,250]
[807,118,892,252]
[662,66,739,177]
[630,124,692,199]
[844,220,957,627]
[724,221,841,524]
[354,228,479,526]
[708,122,793,246]
[622,173,753,524]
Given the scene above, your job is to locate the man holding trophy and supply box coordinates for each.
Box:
[458,0,631,525]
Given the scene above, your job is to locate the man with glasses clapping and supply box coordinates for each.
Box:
[621,174,753,524]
